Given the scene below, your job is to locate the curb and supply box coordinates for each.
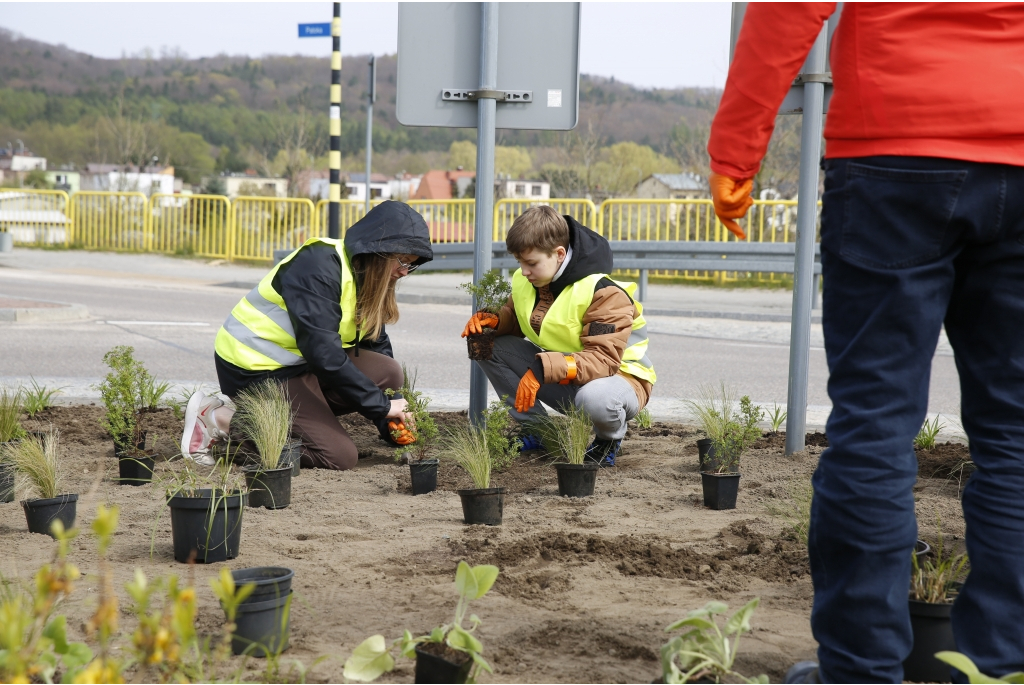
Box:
[0,296,89,323]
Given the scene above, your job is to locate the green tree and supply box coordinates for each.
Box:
[494,146,533,178]
[448,140,476,170]
[592,141,680,196]
[22,169,52,189]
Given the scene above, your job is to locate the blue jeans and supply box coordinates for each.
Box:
[812,156,1024,682]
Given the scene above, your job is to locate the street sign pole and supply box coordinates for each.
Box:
[468,2,499,427]
[365,56,376,213]
[328,2,342,239]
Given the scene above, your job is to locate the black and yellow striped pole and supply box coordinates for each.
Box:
[328,2,342,239]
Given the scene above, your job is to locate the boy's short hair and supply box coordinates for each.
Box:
[506,206,569,257]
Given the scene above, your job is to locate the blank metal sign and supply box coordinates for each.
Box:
[397,2,580,130]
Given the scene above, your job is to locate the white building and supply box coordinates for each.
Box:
[81,164,176,196]
[0,154,47,172]
[497,179,550,200]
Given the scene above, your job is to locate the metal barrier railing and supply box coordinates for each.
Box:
[148,194,231,258]
[0,188,71,246]
[494,198,596,240]
[313,199,379,239]
[407,199,476,243]
[69,191,149,251]
[230,197,316,262]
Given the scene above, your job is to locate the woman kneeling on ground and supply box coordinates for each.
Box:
[180,201,431,470]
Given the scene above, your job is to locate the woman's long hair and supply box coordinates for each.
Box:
[351,253,400,343]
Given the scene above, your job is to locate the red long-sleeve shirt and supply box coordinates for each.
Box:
[709,3,1024,179]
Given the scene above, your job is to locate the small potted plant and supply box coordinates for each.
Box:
[701,394,762,510]
[343,562,499,684]
[235,381,294,510]
[0,386,25,503]
[659,598,768,684]
[443,424,505,525]
[459,270,511,361]
[903,531,968,683]
[2,429,78,537]
[685,382,736,473]
[389,367,440,495]
[534,404,599,497]
[98,345,155,485]
[164,455,247,563]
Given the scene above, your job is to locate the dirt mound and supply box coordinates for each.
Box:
[751,431,829,451]
[917,442,972,480]
[23,406,182,459]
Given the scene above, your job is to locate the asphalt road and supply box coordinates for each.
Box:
[0,254,964,426]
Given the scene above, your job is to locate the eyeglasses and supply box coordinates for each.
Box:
[396,258,419,273]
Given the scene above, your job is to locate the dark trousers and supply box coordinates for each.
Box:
[812,156,1024,682]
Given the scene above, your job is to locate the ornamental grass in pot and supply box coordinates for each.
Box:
[99,345,157,485]
[688,385,763,510]
[459,270,511,361]
[443,424,505,526]
[534,404,599,498]
[903,530,969,683]
[0,386,25,503]
[164,456,247,563]
[235,380,294,510]
[3,429,77,537]
[390,366,441,495]
[343,562,499,684]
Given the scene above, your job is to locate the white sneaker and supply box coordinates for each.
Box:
[181,390,234,464]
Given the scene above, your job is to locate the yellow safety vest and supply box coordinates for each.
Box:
[214,238,358,371]
[511,270,656,384]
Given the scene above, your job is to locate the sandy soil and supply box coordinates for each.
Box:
[0,406,969,683]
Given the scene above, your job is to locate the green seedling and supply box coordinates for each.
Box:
[0,386,26,443]
[767,403,787,433]
[635,407,653,429]
[934,652,1024,684]
[389,365,439,463]
[915,416,945,451]
[21,378,64,417]
[661,598,768,684]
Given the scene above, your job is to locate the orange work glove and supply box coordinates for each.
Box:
[461,311,499,338]
[709,172,754,240]
[388,420,417,445]
[514,369,541,413]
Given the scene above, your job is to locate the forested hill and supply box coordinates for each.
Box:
[0,27,721,183]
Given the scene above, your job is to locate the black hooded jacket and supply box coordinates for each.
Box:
[215,201,432,420]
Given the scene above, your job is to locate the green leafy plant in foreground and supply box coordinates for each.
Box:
[767,403,787,433]
[915,415,946,451]
[661,598,767,684]
[343,562,499,683]
[935,652,1024,684]
[21,378,64,417]
[459,269,512,315]
[0,386,26,443]
[634,407,653,429]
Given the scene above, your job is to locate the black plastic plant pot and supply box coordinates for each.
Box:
[0,461,14,503]
[554,462,599,497]
[230,592,291,657]
[903,598,956,683]
[243,466,292,510]
[915,539,931,558]
[22,494,79,537]
[232,567,295,604]
[699,442,739,474]
[410,459,439,495]
[701,472,741,510]
[117,454,155,486]
[280,440,302,477]
[113,432,148,458]
[458,487,506,526]
[414,644,473,684]
[466,328,497,361]
[166,489,246,563]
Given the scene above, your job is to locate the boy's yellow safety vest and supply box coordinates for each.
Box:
[511,270,656,384]
[214,238,358,371]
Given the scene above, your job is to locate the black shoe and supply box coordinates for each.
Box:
[783,662,820,684]
[584,438,622,467]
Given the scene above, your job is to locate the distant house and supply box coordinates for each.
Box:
[412,169,476,200]
[45,170,80,194]
[201,173,289,199]
[81,164,177,197]
[0,150,46,172]
[295,169,329,200]
[635,173,706,200]
[345,173,393,202]
[497,178,550,200]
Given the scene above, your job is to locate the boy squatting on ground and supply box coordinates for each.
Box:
[461,206,657,466]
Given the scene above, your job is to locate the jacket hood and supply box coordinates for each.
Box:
[343,200,433,264]
[549,215,613,298]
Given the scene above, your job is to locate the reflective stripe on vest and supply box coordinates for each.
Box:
[214,237,358,371]
[511,270,657,384]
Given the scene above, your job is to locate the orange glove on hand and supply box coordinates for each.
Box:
[514,369,541,413]
[388,420,417,445]
[461,312,499,338]
[709,172,754,240]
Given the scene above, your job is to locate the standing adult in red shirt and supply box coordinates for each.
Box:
[709,4,1024,682]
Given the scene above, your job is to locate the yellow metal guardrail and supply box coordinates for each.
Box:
[0,188,71,246]
[2,191,817,277]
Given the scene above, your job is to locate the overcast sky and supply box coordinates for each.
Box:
[0,2,733,90]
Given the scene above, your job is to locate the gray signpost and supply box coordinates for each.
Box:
[365,55,377,213]
[730,3,841,455]
[397,2,581,424]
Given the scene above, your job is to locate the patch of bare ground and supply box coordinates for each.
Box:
[0,410,966,683]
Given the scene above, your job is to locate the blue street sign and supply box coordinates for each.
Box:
[298,23,331,38]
